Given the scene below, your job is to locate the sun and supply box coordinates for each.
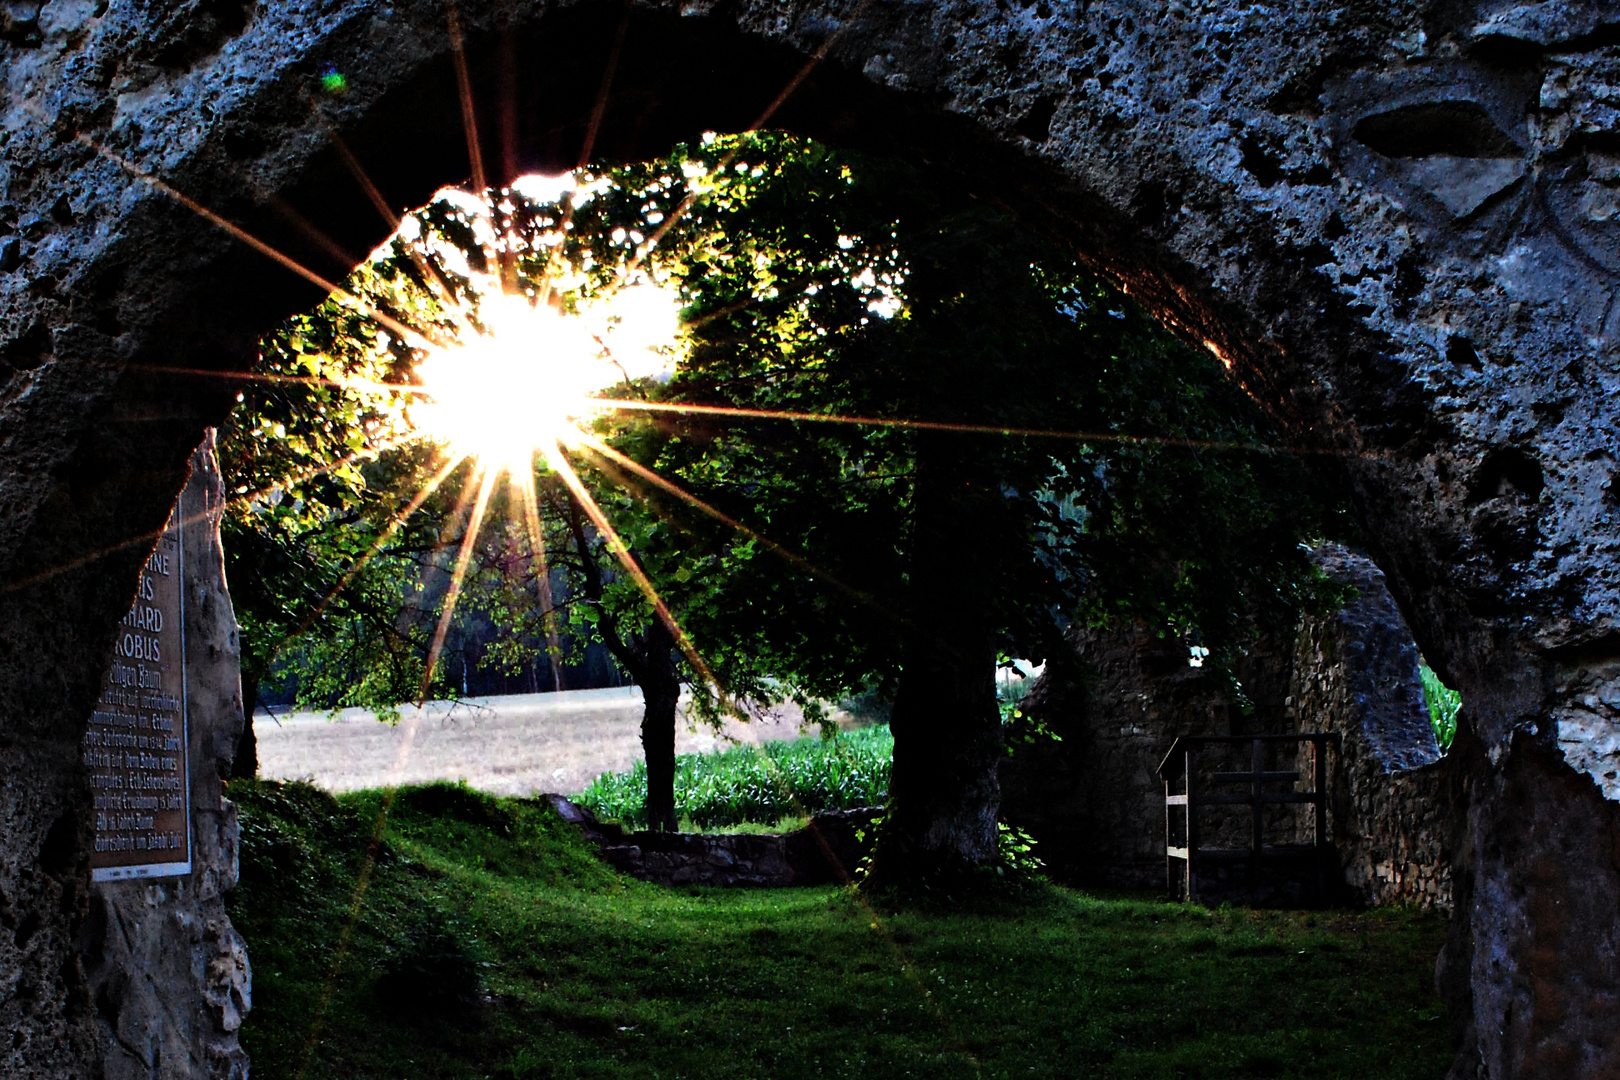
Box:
[408,278,682,479]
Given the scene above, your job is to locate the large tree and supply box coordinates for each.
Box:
[217,186,772,833]
[565,133,1346,879]
[221,132,1343,877]
[217,261,451,774]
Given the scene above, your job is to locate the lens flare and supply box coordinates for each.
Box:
[408,282,680,478]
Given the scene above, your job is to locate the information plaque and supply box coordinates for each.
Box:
[87,493,191,881]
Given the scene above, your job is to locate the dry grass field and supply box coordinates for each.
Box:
[253,688,818,797]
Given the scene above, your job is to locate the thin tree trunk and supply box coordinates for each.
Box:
[232,674,259,779]
[878,434,1005,876]
[562,496,682,832]
[639,619,682,833]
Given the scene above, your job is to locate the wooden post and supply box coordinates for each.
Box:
[1165,775,1175,898]
[1185,748,1199,902]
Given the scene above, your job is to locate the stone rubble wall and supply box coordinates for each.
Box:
[80,435,250,1080]
[547,796,880,889]
[1289,544,1452,909]
[1340,761,1451,907]
[1005,545,1454,910]
[1289,544,1458,906]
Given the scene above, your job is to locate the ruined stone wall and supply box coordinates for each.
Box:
[3,0,1620,1075]
[1338,760,1451,906]
[1290,544,1452,909]
[1004,545,1453,909]
[79,436,250,1080]
[1000,624,1292,891]
[549,797,881,889]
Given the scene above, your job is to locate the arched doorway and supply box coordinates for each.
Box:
[3,2,1616,1075]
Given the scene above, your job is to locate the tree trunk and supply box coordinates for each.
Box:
[232,674,259,779]
[639,619,682,833]
[561,495,682,832]
[879,435,1005,876]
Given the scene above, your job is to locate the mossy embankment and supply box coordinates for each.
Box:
[228,779,1451,1079]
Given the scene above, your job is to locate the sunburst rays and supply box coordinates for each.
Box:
[421,462,500,700]
[66,119,1349,728]
[545,440,720,699]
[588,398,1351,457]
[573,431,905,625]
[62,20,1352,1076]
[67,120,1348,721]
[77,135,445,354]
[515,466,567,690]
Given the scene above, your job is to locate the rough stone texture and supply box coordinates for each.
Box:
[81,436,250,1080]
[1,0,1619,1074]
[1001,564,1454,911]
[1289,543,1452,908]
[999,623,1292,891]
[547,796,880,888]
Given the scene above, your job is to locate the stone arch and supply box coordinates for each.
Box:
[3,1,1618,1076]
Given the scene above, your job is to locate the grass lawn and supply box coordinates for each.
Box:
[227,779,1452,1080]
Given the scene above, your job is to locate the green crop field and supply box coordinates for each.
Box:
[227,778,1452,1080]
[576,725,893,831]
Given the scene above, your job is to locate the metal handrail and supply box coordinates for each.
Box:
[1158,733,1339,902]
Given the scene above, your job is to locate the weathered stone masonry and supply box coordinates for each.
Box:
[80,436,250,1080]
[1291,544,1452,910]
[1000,617,1296,893]
[1001,544,1453,910]
[3,0,1619,1076]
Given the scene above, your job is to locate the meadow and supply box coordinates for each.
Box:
[227,777,1453,1080]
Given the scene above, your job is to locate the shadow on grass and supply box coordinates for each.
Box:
[227,779,1451,1080]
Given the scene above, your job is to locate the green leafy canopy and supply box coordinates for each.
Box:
[221,130,1348,723]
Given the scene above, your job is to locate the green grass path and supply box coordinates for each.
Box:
[228,780,1451,1080]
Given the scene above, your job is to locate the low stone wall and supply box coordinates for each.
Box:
[547,797,880,888]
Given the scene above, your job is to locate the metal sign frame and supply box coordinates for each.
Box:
[90,488,192,882]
